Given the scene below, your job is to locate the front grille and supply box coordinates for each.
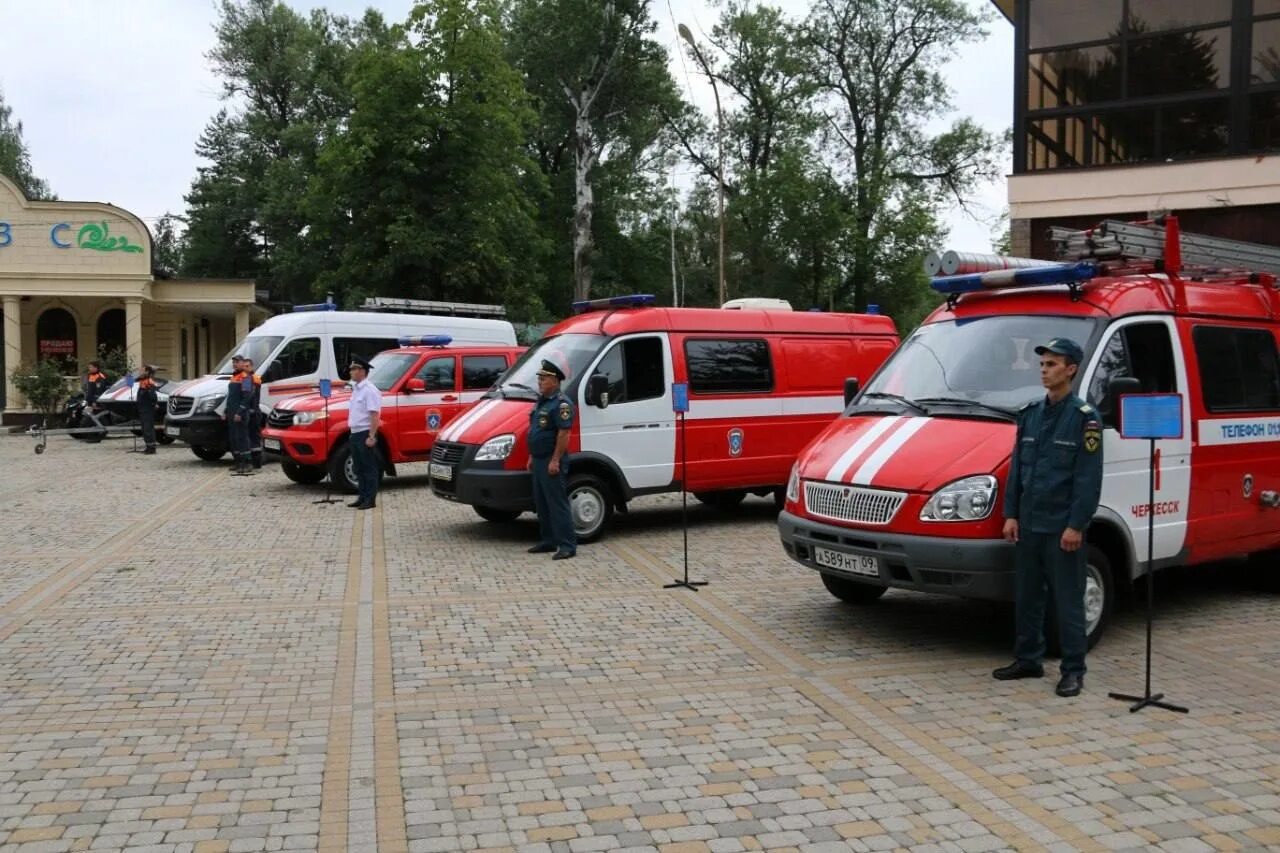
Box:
[168,396,194,416]
[267,409,295,429]
[804,481,906,526]
[431,442,465,464]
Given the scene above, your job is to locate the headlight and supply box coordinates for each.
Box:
[194,395,225,414]
[475,433,515,461]
[786,463,801,503]
[920,475,998,522]
[292,411,327,426]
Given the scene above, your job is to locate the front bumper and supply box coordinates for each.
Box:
[777,510,1016,600]
[430,447,532,511]
[163,414,226,447]
[260,428,325,464]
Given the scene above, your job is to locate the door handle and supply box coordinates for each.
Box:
[441,395,457,402]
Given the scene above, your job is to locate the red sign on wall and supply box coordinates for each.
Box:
[39,339,76,356]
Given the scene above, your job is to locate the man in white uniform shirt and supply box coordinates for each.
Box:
[346,355,382,510]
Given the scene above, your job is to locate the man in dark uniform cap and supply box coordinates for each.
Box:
[526,357,576,559]
[994,337,1103,698]
[136,365,160,455]
[226,356,258,474]
[346,354,383,509]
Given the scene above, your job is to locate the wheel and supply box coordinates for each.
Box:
[1046,544,1114,653]
[474,506,521,523]
[327,441,378,495]
[693,489,747,509]
[773,487,786,511]
[34,443,45,455]
[191,445,226,462]
[281,460,327,485]
[568,472,614,543]
[821,573,888,603]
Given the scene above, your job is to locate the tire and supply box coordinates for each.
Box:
[773,487,786,511]
[693,489,747,509]
[191,445,226,462]
[1046,544,1114,653]
[568,472,613,543]
[328,441,379,495]
[474,506,521,523]
[74,414,105,444]
[821,573,888,604]
[281,460,326,485]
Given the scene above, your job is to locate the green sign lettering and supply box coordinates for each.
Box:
[77,221,143,253]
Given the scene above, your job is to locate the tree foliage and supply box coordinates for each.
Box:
[0,90,54,200]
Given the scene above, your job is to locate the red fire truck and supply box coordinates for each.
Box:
[429,295,900,540]
[262,337,523,492]
[779,218,1280,647]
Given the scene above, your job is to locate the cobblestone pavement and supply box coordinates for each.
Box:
[1,436,1278,853]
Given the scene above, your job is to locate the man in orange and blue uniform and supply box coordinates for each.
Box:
[994,337,1103,698]
[136,365,160,455]
[227,356,261,474]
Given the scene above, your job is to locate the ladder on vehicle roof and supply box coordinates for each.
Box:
[1050,218,1280,277]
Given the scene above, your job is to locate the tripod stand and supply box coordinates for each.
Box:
[664,390,706,592]
[313,379,342,505]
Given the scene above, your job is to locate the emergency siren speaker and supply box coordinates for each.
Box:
[939,251,1050,276]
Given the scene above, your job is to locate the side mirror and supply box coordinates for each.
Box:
[586,374,610,409]
[405,378,426,394]
[1106,376,1142,430]
[843,377,860,407]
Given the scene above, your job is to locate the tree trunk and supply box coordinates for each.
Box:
[572,115,595,302]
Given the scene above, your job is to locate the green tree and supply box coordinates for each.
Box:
[308,0,549,315]
[151,213,186,279]
[0,89,54,200]
[805,0,1004,312]
[509,0,682,302]
[9,360,71,423]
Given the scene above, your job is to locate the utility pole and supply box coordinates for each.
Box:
[678,23,726,306]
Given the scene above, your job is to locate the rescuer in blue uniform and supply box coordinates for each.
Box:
[226,356,258,475]
[527,358,576,560]
[994,337,1104,698]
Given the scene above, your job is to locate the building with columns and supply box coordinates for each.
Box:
[992,0,1280,258]
[1,174,266,422]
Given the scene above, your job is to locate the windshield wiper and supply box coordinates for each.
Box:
[858,392,929,416]
[915,397,1016,421]
[505,381,535,392]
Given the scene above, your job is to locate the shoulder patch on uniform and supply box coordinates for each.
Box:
[558,402,572,421]
[1083,423,1101,453]
[1079,403,1093,414]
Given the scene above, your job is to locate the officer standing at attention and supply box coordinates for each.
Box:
[994,337,1104,698]
[244,357,265,470]
[83,361,111,406]
[226,356,257,474]
[346,355,382,510]
[527,358,576,560]
[135,365,160,455]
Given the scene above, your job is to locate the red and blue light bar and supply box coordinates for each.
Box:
[930,262,1098,295]
[571,293,656,314]
[398,335,453,347]
[292,300,338,312]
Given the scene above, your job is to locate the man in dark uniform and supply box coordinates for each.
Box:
[527,357,576,560]
[226,356,258,475]
[135,365,160,455]
[245,357,265,470]
[994,337,1104,698]
[83,361,111,406]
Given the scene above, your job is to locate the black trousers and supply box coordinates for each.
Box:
[137,403,157,449]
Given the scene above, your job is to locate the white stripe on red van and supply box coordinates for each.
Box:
[823,416,903,483]
[441,398,496,442]
[849,417,929,485]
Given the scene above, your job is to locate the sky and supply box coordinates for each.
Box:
[0,0,1013,254]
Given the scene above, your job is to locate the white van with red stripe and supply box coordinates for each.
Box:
[164,305,516,461]
[780,220,1280,647]
[429,294,899,540]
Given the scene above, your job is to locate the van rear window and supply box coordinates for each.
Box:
[685,339,773,394]
[1192,326,1280,412]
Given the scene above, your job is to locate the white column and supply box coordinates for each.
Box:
[125,297,143,369]
[3,296,22,412]
[234,304,250,344]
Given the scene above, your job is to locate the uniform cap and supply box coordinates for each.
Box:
[349,355,373,372]
[1034,337,1084,365]
[536,358,566,381]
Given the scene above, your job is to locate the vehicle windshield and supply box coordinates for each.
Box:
[215,336,284,375]
[492,333,605,399]
[856,316,1098,413]
[367,352,419,391]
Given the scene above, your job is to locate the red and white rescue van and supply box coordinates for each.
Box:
[429,294,900,540]
[261,337,523,492]
[779,218,1280,646]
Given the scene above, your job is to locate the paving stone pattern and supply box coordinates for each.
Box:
[1,437,1278,852]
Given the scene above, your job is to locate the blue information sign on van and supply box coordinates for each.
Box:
[1120,394,1183,440]
[672,382,689,414]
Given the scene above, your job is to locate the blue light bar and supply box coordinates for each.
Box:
[398,335,453,347]
[930,262,1097,295]
[292,300,337,312]
[571,293,657,314]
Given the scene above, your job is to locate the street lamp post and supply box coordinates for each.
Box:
[678,23,726,307]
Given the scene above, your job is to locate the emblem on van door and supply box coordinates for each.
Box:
[728,428,744,457]
[1243,474,1254,499]
[426,409,442,433]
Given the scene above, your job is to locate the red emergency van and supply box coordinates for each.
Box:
[779,218,1280,647]
[261,337,523,492]
[429,295,899,540]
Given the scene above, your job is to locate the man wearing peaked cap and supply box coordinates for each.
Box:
[527,356,576,559]
[994,336,1103,698]
[346,355,382,509]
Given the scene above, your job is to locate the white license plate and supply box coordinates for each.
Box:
[813,547,880,577]
[430,462,453,481]
[263,438,281,451]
